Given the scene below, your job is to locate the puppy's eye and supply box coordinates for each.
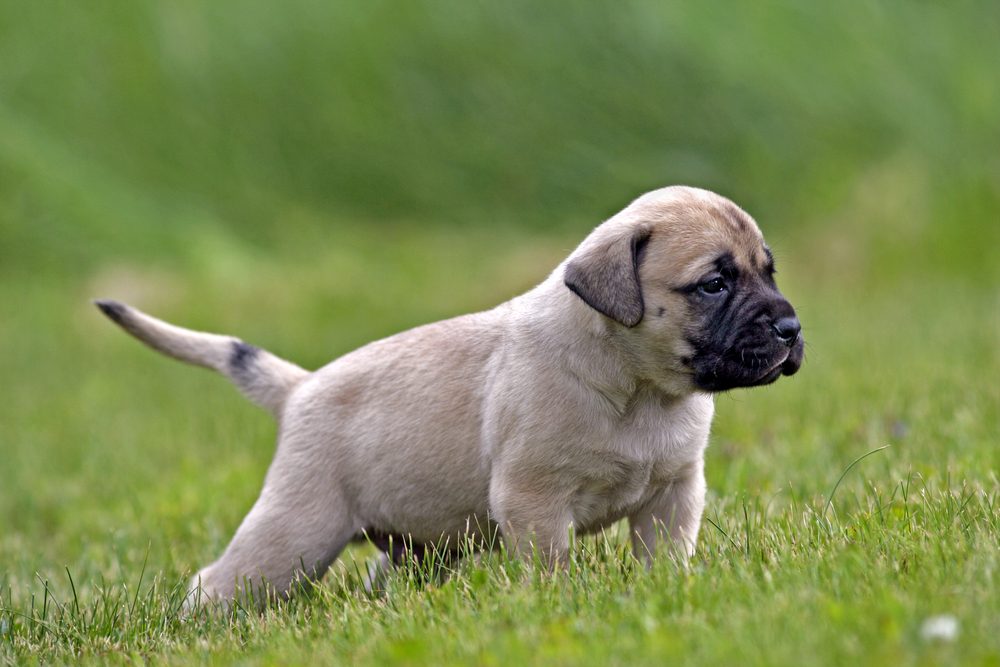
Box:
[699,278,727,295]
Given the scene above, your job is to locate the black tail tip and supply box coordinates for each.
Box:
[93,299,128,324]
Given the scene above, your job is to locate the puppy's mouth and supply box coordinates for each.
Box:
[746,337,805,386]
[690,338,803,392]
[750,351,802,385]
[752,357,787,386]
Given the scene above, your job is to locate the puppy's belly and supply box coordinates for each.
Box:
[331,403,494,544]
[350,441,494,544]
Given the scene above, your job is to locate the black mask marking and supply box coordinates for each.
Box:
[681,253,803,391]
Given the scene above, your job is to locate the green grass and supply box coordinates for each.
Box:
[1,1,999,664]
[1,226,997,665]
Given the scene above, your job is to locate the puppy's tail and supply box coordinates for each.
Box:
[94,299,308,418]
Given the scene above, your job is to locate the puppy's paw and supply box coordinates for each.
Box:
[180,570,240,616]
[362,552,393,596]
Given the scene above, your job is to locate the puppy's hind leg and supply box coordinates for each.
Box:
[188,458,356,608]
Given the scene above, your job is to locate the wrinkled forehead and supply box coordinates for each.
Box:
[636,195,770,284]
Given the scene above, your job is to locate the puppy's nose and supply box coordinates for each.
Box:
[771,316,801,346]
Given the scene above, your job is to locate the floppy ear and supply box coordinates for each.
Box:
[564,227,651,327]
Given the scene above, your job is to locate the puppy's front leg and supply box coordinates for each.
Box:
[490,478,573,568]
[629,460,706,567]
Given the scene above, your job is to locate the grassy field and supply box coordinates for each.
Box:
[1,2,998,665]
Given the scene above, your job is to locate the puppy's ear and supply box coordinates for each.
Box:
[564,227,651,327]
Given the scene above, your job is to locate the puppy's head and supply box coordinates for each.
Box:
[564,186,804,393]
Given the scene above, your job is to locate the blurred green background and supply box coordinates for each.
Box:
[1,2,998,663]
[3,1,999,278]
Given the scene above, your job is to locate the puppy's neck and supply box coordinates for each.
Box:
[514,276,691,411]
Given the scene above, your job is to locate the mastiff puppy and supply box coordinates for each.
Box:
[96,186,803,603]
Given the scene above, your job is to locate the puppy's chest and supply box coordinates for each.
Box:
[570,413,708,531]
[568,453,692,532]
